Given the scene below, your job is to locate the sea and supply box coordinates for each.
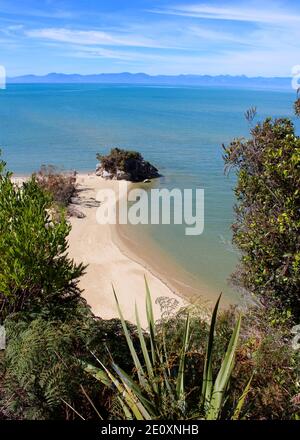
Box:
[0,84,298,303]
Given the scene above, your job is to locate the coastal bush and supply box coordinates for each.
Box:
[164,307,300,420]
[223,116,300,318]
[0,164,85,320]
[33,165,77,207]
[1,292,299,421]
[229,306,300,419]
[1,313,94,419]
[1,150,299,421]
[0,152,139,420]
[0,298,141,420]
[85,285,251,420]
[83,283,300,420]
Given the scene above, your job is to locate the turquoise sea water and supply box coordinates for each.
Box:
[0,84,298,301]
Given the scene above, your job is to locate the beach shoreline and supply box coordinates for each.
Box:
[68,173,187,326]
[112,220,223,306]
[12,172,228,324]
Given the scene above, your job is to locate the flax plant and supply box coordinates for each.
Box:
[85,279,251,420]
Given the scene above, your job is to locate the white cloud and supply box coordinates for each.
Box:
[26,27,174,49]
[151,2,300,25]
[71,46,138,62]
[187,25,251,45]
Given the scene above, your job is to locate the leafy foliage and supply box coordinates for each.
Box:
[85,283,251,420]
[230,307,300,419]
[223,117,300,317]
[2,315,87,419]
[0,303,141,420]
[1,146,299,421]
[0,151,140,420]
[0,158,85,320]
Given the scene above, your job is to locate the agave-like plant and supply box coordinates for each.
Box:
[84,279,251,420]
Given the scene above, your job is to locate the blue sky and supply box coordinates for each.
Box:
[0,0,299,76]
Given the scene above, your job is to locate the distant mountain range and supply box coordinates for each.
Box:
[7,72,292,90]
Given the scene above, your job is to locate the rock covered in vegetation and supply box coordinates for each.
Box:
[95,148,160,182]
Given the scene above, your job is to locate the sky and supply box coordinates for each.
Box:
[0,0,300,77]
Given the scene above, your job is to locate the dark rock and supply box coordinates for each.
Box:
[68,205,86,219]
[70,196,81,205]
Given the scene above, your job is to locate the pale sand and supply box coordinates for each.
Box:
[12,173,226,324]
[68,174,184,326]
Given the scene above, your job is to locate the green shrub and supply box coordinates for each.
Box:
[91,286,300,420]
[223,117,300,318]
[0,152,140,420]
[2,314,90,419]
[1,309,141,420]
[230,307,300,419]
[0,159,85,320]
[85,285,251,420]
[1,148,299,421]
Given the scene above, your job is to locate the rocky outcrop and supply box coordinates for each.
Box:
[67,204,86,219]
[96,165,130,180]
[95,148,160,182]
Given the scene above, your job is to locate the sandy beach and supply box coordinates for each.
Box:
[68,174,184,326]
[12,173,227,325]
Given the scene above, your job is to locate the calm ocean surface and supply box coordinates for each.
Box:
[0,84,298,301]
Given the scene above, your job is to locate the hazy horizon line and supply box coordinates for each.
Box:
[7,72,291,79]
